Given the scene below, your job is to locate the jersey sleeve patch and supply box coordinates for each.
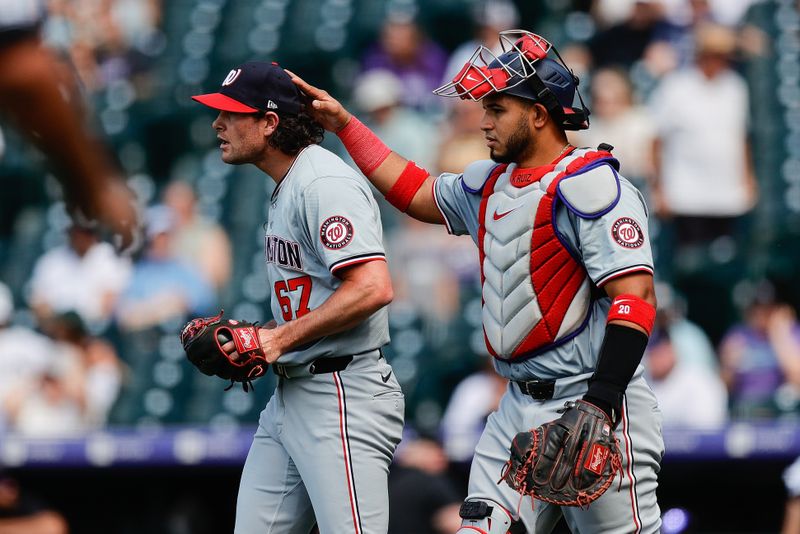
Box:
[460,160,501,194]
[556,162,620,219]
[320,215,354,249]
[611,217,645,248]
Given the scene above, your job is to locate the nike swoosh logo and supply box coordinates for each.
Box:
[465,74,479,82]
[493,206,520,220]
[381,371,393,383]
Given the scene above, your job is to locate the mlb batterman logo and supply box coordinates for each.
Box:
[320,216,354,249]
[611,217,644,248]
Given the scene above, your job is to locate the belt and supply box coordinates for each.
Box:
[514,379,556,400]
[273,355,354,379]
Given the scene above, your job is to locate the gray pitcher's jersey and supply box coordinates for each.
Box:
[264,144,389,365]
[433,158,654,381]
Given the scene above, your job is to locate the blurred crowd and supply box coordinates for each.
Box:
[0,0,799,514]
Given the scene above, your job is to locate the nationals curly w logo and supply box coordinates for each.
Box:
[222,69,242,86]
[320,216,354,249]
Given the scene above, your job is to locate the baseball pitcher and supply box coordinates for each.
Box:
[184,61,404,534]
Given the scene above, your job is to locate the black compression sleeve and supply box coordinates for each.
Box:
[583,324,649,427]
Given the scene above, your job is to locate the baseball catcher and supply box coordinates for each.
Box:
[292,26,664,533]
[502,400,623,508]
[180,311,269,391]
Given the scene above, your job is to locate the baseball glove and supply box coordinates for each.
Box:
[501,400,623,508]
[180,311,268,392]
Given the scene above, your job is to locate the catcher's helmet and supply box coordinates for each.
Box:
[434,30,590,130]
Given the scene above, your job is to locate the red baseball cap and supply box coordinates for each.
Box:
[192,61,302,114]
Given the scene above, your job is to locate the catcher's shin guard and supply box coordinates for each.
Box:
[457,500,521,534]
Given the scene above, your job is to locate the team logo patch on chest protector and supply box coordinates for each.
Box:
[478,149,618,361]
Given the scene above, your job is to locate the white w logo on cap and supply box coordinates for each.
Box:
[222,69,241,86]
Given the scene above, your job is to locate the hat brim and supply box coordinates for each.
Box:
[191,93,259,113]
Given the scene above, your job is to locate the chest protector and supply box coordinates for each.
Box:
[472,148,620,362]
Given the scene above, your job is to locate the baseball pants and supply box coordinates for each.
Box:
[234,350,405,534]
[466,369,664,533]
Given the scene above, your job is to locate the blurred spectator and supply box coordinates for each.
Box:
[719,281,800,419]
[652,281,718,371]
[387,217,478,336]
[43,0,160,94]
[27,222,132,332]
[649,22,756,246]
[0,282,58,432]
[351,70,439,172]
[3,370,85,437]
[388,437,462,534]
[361,14,448,113]
[43,311,123,428]
[106,0,162,49]
[436,98,489,174]
[784,456,800,534]
[644,281,727,428]
[162,180,233,292]
[2,311,88,437]
[645,328,727,428]
[651,0,717,69]
[0,471,68,534]
[588,0,671,69]
[441,0,520,84]
[440,357,507,463]
[571,67,656,188]
[115,205,215,332]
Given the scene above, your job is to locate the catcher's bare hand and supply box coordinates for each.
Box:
[286,70,351,132]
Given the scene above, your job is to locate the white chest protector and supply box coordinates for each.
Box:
[467,148,621,361]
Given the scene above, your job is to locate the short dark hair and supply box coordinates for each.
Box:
[264,111,324,155]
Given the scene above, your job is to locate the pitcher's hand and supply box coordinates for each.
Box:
[287,70,351,132]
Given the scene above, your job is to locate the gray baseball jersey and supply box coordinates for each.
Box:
[236,144,404,534]
[264,144,390,365]
[434,147,664,533]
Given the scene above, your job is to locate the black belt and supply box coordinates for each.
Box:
[273,355,353,379]
[515,379,556,400]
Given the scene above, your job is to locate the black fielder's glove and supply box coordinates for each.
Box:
[180,311,268,392]
[501,400,623,508]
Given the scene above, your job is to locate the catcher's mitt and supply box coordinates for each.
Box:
[501,400,623,508]
[180,311,268,391]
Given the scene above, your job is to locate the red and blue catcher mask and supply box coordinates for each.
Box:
[434,30,590,130]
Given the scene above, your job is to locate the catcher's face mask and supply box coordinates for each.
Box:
[433,30,590,130]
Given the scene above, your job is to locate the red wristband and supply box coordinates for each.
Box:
[336,117,391,176]
[607,294,656,336]
[385,161,430,212]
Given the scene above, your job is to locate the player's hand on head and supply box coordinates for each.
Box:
[285,70,351,132]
